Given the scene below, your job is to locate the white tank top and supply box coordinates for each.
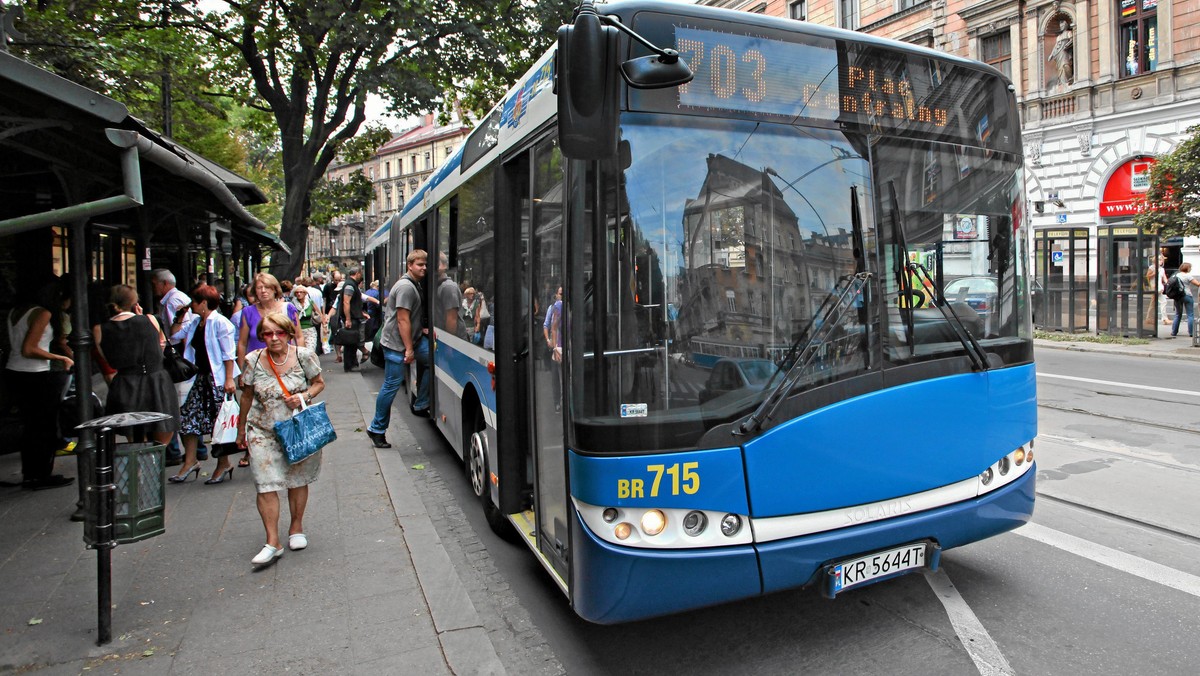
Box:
[6,307,51,373]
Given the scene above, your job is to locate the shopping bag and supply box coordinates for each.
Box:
[274,399,336,465]
[211,393,240,445]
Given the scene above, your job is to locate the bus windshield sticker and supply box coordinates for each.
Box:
[620,403,649,418]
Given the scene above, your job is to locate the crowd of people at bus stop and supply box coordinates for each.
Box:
[1,254,497,565]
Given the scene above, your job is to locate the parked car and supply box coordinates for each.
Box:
[946,276,999,318]
[699,358,778,404]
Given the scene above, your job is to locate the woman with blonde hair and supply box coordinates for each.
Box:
[236,312,325,565]
[236,272,305,371]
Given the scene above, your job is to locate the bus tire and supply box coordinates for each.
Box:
[466,416,514,541]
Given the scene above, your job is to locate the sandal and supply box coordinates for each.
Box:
[238,455,250,468]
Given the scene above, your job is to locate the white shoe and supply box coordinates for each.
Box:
[251,544,284,565]
[288,533,308,551]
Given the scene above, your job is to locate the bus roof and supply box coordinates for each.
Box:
[369,0,1011,249]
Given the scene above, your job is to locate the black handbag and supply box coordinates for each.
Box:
[58,374,104,434]
[162,342,198,383]
[332,324,362,346]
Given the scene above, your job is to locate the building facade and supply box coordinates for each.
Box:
[307,114,470,277]
[703,0,1200,331]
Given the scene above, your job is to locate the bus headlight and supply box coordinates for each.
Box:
[1014,447,1026,466]
[614,522,632,540]
[602,508,618,523]
[641,509,667,536]
[998,455,1011,476]
[980,467,994,485]
[720,513,742,537]
[682,511,707,536]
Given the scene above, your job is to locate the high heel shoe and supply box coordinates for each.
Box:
[204,467,234,485]
[167,463,201,483]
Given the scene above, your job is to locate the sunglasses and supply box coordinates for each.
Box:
[262,330,289,339]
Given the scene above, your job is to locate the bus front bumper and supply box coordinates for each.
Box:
[570,466,1034,624]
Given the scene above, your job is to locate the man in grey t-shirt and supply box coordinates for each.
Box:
[368,250,429,448]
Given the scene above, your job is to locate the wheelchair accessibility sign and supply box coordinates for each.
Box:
[1052,251,1064,265]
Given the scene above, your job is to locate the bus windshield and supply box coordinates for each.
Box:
[570,113,1031,454]
[572,113,874,452]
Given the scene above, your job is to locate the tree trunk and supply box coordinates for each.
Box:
[270,122,319,281]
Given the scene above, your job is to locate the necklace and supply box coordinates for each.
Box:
[268,345,290,367]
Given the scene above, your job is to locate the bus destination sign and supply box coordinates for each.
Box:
[674,27,952,131]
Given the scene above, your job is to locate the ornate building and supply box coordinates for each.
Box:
[307,114,470,276]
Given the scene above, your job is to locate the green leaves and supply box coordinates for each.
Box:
[1135,124,1200,237]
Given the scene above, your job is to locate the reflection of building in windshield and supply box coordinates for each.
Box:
[676,153,856,365]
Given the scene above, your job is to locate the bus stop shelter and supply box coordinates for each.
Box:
[0,48,284,523]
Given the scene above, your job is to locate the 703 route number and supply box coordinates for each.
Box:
[617,462,700,499]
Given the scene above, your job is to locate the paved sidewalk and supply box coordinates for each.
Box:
[0,355,503,675]
[1036,319,1200,362]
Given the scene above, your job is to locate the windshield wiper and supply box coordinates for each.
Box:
[887,181,989,372]
[738,271,871,436]
[906,260,990,372]
[887,182,917,356]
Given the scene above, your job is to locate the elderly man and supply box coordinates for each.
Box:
[150,269,197,465]
[339,266,367,371]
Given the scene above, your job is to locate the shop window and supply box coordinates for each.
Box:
[982,30,1012,79]
[1119,0,1157,78]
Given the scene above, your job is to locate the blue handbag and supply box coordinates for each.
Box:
[265,351,336,464]
[275,400,336,464]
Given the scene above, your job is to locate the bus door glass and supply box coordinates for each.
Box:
[528,136,568,577]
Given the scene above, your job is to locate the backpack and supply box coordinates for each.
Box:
[1165,273,1186,300]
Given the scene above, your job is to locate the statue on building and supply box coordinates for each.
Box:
[1048,17,1074,87]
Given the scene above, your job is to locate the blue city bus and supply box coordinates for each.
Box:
[365,0,1036,623]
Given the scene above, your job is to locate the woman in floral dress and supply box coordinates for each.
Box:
[235,312,326,565]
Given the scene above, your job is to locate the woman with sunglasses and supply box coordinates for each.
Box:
[168,284,239,483]
[236,312,325,565]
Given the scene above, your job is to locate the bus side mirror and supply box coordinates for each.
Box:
[557,12,619,160]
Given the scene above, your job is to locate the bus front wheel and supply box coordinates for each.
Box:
[467,424,514,540]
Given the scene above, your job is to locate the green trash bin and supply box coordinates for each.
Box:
[78,413,170,547]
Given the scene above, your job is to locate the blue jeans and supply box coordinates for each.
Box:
[412,333,432,410]
[1173,294,1194,337]
[369,347,405,434]
[368,338,429,433]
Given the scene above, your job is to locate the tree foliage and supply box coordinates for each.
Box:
[12,0,572,279]
[176,0,570,279]
[1135,125,1200,237]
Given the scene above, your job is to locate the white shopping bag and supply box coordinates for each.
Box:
[211,393,240,444]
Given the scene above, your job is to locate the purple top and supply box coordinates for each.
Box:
[241,303,300,352]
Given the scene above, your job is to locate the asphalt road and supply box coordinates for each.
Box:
[391,350,1200,675]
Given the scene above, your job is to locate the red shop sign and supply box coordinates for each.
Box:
[1099,157,1156,217]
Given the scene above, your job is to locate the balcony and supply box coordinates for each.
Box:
[1041,94,1076,120]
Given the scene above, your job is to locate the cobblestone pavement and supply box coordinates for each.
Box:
[351,373,565,676]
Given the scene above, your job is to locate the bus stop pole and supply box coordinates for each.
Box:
[93,427,115,645]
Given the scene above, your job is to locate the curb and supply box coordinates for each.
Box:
[350,377,506,676]
[1034,339,1200,363]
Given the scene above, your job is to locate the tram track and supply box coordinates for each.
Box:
[1032,491,1200,546]
[1038,400,1200,441]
